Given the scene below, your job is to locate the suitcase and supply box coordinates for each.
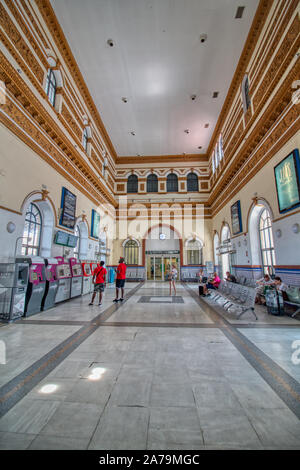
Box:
[265,288,284,316]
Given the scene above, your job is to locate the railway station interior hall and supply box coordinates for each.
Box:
[0,0,300,451]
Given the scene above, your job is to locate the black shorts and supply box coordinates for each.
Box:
[116,279,125,288]
[94,283,105,293]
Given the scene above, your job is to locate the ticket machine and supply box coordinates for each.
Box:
[69,258,83,298]
[15,256,46,317]
[55,256,71,303]
[89,262,98,293]
[81,261,92,295]
[41,258,59,311]
[0,262,29,322]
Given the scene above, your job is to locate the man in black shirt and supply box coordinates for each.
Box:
[225,271,237,283]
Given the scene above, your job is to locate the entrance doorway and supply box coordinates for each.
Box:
[147,255,179,281]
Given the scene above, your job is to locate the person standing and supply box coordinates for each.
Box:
[113,257,127,303]
[169,264,178,296]
[89,261,107,306]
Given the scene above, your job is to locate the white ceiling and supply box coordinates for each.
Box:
[50,0,259,157]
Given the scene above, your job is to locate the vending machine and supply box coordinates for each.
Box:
[55,256,72,303]
[90,262,98,293]
[15,257,46,317]
[69,258,83,298]
[41,258,59,311]
[81,261,92,295]
[0,262,29,322]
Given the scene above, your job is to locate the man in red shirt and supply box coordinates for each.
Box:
[113,257,127,303]
[89,261,107,306]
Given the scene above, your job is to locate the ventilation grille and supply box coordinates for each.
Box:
[235,6,245,19]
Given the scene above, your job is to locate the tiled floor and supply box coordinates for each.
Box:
[0,281,299,450]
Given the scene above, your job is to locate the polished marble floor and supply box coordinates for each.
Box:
[0,281,299,450]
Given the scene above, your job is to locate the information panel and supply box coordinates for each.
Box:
[91,209,100,239]
[59,187,77,229]
[274,149,300,213]
[231,200,243,235]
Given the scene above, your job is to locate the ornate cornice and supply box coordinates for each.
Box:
[116,154,209,165]
[207,0,273,157]
[35,0,118,162]
[0,51,117,208]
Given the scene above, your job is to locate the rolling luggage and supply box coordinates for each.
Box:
[265,287,284,316]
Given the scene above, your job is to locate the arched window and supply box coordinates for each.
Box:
[212,151,216,175]
[218,134,224,162]
[259,208,276,276]
[187,173,199,192]
[22,203,42,256]
[45,69,57,107]
[242,74,251,113]
[127,174,138,193]
[147,174,158,193]
[167,173,178,192]
[74,225,81,260]
[187,239,202,265]
[124,239,139,265]
[82,128,88,153]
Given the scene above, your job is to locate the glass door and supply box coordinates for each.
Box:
[154,257,163,280]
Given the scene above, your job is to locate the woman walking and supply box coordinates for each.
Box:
[169,264,178,296]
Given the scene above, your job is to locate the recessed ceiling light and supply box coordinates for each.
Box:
[204,123,209,128]
[235,6,245,19]
[212,91,219,98]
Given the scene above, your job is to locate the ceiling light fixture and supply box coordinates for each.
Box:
[107,39,114,47]
[199,33,207,43]
[130,131,135,136]
[198,146,202,150]
[122,97,128,103]
[191,94,197,101]
[184,129,190,134]
[204,123,209,128]
[212,91,219,98]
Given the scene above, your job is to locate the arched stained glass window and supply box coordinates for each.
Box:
[187,239,202,265]
[242,74,251,113]
[124,239,139,265]
[74,225,81,260]
[83,128,89,153]
[22,203,42,256]
[45,69,56,107]
[259,208,276,276]
[147,174,158,193]
[127,174,138,193]
[167,173,178,192]
[187,173,199,192]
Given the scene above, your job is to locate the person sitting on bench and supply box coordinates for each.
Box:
[203,272,221,296]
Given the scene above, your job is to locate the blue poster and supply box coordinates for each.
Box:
[231,200,243,235]
[59,187,76,229]
[91,209,100,239]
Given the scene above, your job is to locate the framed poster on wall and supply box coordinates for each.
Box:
[274,149,300,213]
[231,200,243,235]
[59,187,77,229]
[91,209,100,239]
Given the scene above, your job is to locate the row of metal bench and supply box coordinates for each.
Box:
[207,280,258,320]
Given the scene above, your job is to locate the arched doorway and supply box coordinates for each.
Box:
[144,225,181,281]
